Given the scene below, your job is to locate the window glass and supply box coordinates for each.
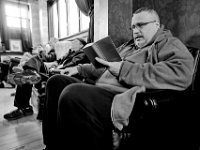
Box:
[50,0,89,38]
[5,4,20,17]
[6,17,20,28]
[80,12,90,31]
[5,3,29,29]
[21,19,27,28]
[58,0,67,38]
[20,8,28,18]
[53,3,58,38]
[68,0,79,35]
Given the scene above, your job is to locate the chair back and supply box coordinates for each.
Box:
[187,46,200,92]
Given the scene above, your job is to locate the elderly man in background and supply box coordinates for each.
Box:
[3,38,89,121]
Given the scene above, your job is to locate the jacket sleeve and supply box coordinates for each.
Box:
[62,52,90,68]
[118,38,194,91]
[77,63,105,81]
[71,52,90,65]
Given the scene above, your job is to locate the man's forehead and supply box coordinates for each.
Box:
[132,11,155,23]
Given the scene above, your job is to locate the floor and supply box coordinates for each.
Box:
[0,82,45,150]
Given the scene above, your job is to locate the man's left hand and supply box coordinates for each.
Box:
[95,57,122,76]
[60,66,78,76]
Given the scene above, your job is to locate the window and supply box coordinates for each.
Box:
[67,0,79,35]
[52,3,58,37]
[5,2,30,29]
[50,0,89,38]
[58,0,67,38]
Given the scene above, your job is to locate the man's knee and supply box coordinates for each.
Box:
[58,83,90,109]
[47,75,78,88]
[46,74,66,87]
[60,83,85,99]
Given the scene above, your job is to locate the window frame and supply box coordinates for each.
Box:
[4,1,30,30]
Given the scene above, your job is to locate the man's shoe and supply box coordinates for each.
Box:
[8,69,41,85]
[4,107,34,121]
[21,106,34,116]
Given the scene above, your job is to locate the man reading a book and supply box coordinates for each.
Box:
[42,7,194,150]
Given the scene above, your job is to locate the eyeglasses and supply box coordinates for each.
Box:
[130,20,156,30]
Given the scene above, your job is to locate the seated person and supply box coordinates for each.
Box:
[41,7,194,150]
[11,37,58,73]
[3,38,89,121]
[8,41,58,85]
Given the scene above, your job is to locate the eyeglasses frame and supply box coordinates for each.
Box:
[130,20,156,30]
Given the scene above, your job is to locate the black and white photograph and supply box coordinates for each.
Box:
[0,0,199,150]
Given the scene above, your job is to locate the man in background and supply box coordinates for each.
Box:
[3,38,89,121]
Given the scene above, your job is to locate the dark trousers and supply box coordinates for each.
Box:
[42,74,116,150]
[14,79,48,110]
[0,62,9,83]
[14,84,33,108]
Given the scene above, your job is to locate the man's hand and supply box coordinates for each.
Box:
[95,57,122,76]
[60,66,78,76]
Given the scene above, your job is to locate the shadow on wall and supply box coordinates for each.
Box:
[186,35,200,49]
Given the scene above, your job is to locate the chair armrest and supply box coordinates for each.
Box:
[113,89,197,150]
[125,89,186,131]
[137,89,182,111]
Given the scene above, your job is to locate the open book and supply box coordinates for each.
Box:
[83,36,121,68]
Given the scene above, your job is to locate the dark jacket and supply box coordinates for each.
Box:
[58,49,90,69]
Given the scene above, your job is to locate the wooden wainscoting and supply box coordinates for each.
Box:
[0,83,45,150]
